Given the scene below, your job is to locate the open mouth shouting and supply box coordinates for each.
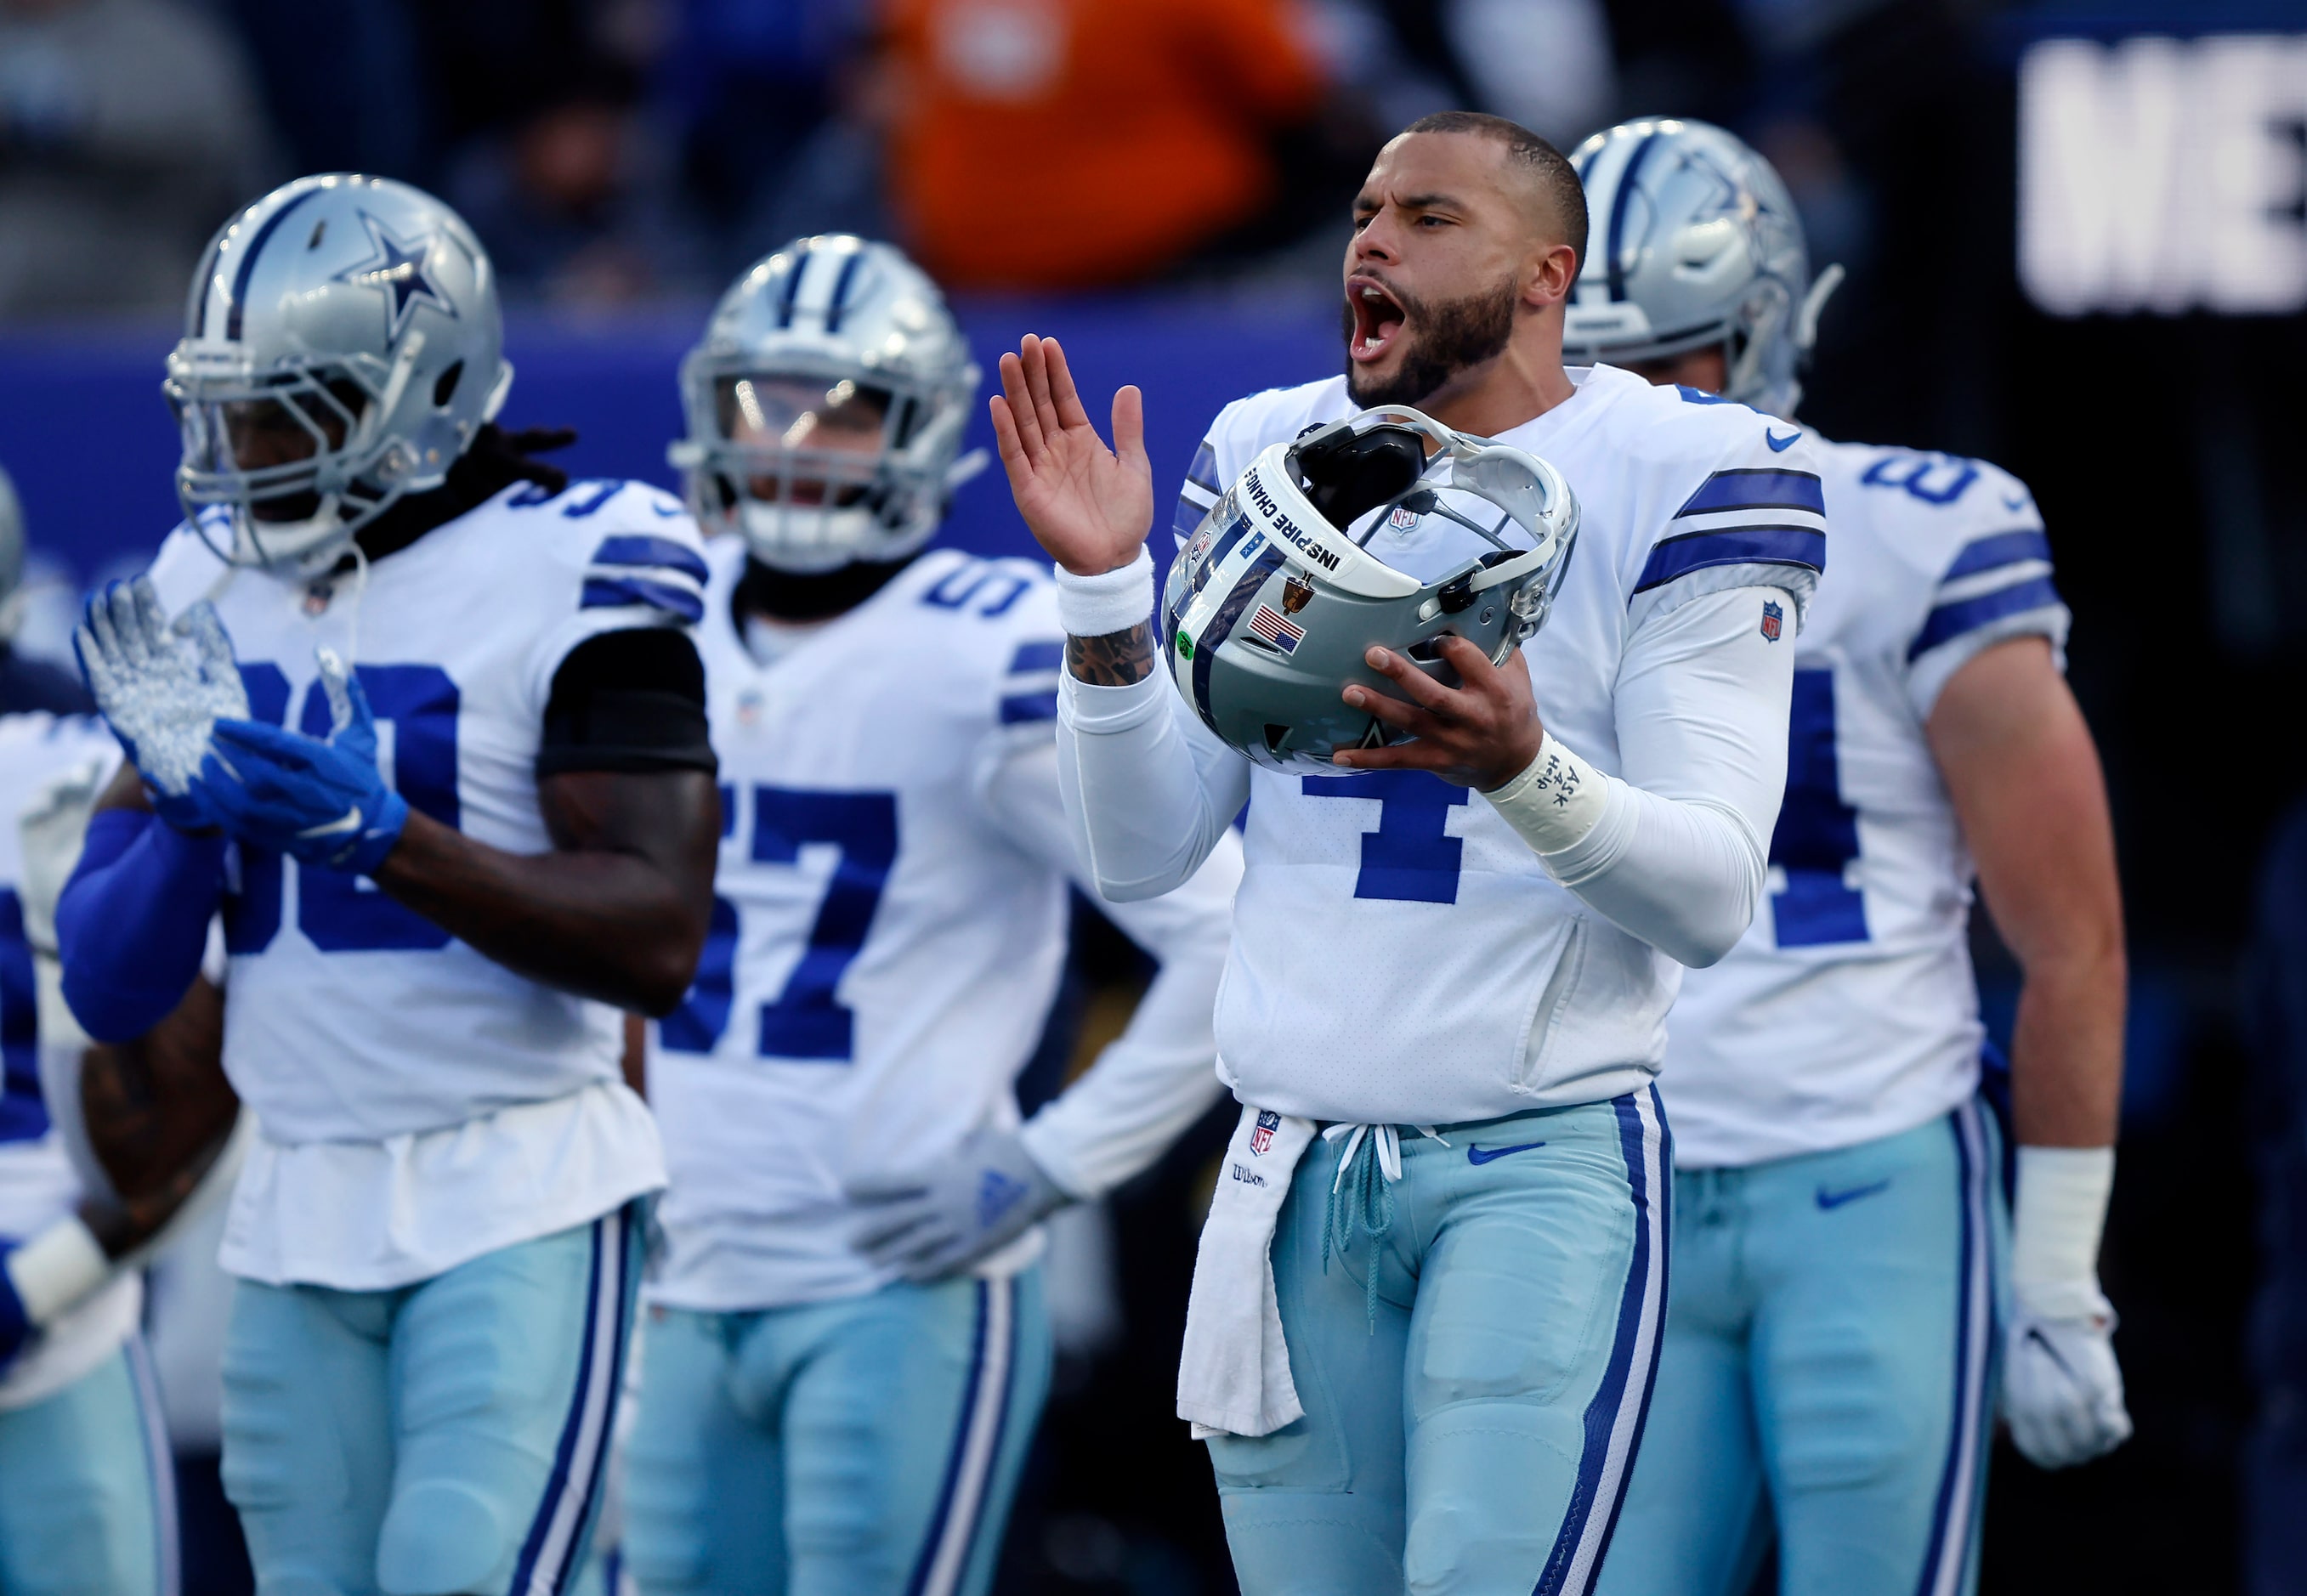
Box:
[1346,274,1409,365]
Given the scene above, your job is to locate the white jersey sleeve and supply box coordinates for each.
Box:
[976,731,1239,1199]
[1892,456,2068,717]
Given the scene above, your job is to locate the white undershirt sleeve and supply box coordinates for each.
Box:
[1490,584,1796,967]
[1057,661,1250,903]
[973,733,1241,1200]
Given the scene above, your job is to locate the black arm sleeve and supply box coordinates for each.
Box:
[538,628,717,778]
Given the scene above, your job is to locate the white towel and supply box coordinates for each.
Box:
[1177,1102,1316,1439]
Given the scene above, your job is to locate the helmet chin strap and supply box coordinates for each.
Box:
[1794,264,1845,354]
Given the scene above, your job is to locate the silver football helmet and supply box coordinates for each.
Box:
[671,236,982,574]
[1563,119,1843,419]
[167,173,512,576]
[1164,408,1579,775]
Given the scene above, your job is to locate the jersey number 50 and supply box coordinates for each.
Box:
[222,663,461,954]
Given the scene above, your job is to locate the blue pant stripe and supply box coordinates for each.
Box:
[905,1276,1017,1596]
[1535,1086,1671,1596]
[509,1208,630,1596]
[1913,1103,1992,1596]
[126,1333,180,1596]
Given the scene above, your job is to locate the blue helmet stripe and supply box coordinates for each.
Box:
[776,244,811,330]
[825,250,866,334]
[1604,132,1661,304]
[225,189,326,341]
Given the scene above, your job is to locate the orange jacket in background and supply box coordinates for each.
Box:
[881,0,1327,290]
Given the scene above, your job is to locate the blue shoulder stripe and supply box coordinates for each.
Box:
[998,690,1060,725]
[1187,442,1220,494]
[581,575,705,625]
[1635,525,1825,595]
[1941,529,2051,584]
[1675,468,1826,519]
[1007,640,1063,675]
[591,535,709,585]
[1907,574,2062,661]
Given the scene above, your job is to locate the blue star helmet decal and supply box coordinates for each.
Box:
[333,212,457,342]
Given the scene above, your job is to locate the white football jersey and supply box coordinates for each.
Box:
[648,539,1237,1311]
[1662,436,2070,1167]
[143,479,703,1283]
[0,712,140,1409]
[1168,365,1821,1125]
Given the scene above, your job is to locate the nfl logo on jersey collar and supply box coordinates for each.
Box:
[1760,600,1784,642]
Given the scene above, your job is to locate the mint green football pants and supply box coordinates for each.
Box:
[1206,1089,1672,1596]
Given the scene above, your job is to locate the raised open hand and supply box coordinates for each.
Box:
[989,334,1154,577]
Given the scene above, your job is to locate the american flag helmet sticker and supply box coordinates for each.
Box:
[1246,603,1306,654]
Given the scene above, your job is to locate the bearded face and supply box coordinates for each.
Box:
[1342,273,1520,410]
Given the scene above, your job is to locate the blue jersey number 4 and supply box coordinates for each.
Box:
[1771,668,1868,946]
[1301,771,1470,903]
[660,785,898,1061]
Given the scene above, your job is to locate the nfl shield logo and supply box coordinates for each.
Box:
[1250,1110,1279,1155]
[1760,601,1783,642]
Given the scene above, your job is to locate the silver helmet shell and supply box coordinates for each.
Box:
[1163,408,1579,776]
[167,173,512,578]
[671,236,981,574]
[1563,118,1841,419]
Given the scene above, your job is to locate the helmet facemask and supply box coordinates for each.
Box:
[674,359,966,574]
[170,333,439,576]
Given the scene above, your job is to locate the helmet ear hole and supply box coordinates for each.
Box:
[433,360,463,408]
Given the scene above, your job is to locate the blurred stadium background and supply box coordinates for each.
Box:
[2,0,2302,1591]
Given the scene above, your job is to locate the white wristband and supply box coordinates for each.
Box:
[1054,547,1155,640]
[1482,732,1612,855]
[6,1214,111,1327]
[2012,1144,2116,1321]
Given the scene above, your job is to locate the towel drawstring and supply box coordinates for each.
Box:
[1319,1123,1450,1331]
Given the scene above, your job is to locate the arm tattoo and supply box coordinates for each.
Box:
[1067,623,1155,688]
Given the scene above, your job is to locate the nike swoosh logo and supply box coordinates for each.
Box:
[1815,1178,1891,1210]
[1766,428,1802,452]
[1467,1140,1547,1165]
[298,806,362,840]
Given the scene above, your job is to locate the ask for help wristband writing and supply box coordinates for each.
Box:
[1481,732,1612,857]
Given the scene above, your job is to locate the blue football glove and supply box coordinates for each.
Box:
[72,577,246,832]
[847,1128,1068,1282]
[0,1250,27,1374]
[195,650,409,875]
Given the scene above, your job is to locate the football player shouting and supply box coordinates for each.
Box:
[995,112,1822,1595]
[1572,121,2128,1596]
[618,235,1241,1596]
[54,175,719,1596]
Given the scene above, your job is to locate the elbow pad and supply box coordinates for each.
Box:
[57,810,225,1043]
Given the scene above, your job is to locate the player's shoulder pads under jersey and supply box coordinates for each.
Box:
[1822,438,2067,715]
[904,548,1066,732]
[484,477,711,629]
[1622,371,1825,631]
[1171,377,1350,547]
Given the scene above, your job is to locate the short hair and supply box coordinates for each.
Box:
[1402,111,1589,269]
